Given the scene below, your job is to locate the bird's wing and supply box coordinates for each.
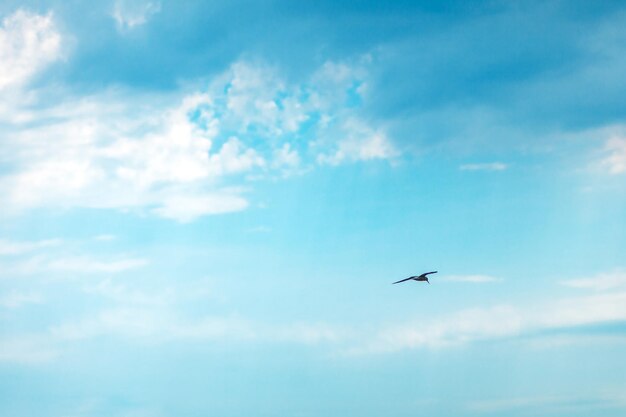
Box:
[392,276,415,284]
[423,271,438,276]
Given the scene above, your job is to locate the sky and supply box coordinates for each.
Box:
[1,0,626,416]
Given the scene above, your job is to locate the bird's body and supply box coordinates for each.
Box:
[393,271,437,284]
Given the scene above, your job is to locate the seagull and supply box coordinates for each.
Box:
[392,271,438,284]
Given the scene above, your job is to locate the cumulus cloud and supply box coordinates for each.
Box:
[317,118,397,165]
[206,59,396,167]
[222,61,296,135]
[1,57,394,221]
[0,9,61,90]
[1,89,262,221]
[272,143,301,170]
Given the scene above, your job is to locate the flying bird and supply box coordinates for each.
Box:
[393,271,438,284]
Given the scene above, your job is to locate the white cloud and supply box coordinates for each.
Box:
[46,307,341,347]
[349,276,626,354]
[0,291,41,308]
[112,0,161,30]
[210,59,396,166]
[84,278,172,306]
[102,93,222,187]
[1,90,260,221]
[353,305,523,354]
[467,391,626,414]
[272,143,300,169]
[207,137,265,176]
[0,289,344,362]
[0,9,61,90]
[223,61,292,134]
[0,254,148,275]
[0,238,61,255]
[317,118,397,165]
[50,307,172,341]
[442,274,501,283]
[541,291,626,329]
[459,162,508,171]
[468,395,596,413]
[310,59,369,108]
[93,234,116,241]
[1,57,393,221]
[468,395,569,413]
[6,272,626,364]
[602,136,626,174]
[561,270,626,291]
[0,335,57,363]
[45,256,148,273]
[151,192,248,222]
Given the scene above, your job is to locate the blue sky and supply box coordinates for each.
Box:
[1,1,626,416]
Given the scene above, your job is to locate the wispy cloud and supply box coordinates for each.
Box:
[468,395,575,413]
[0,291,41,308]
[0,254,148,275]
[0,271,346,363]
[0,335,58,364]
[561,270,626,291]
[47,307,343,346]
[350,305,523,354]
[468,389,626,414]
[111,0,161,31]
[0,238,62,256]
[46,256,148,273]
[459,162,508,171]
[348,273,626,354]
[6,269,626,364]
[0,307,346,364]
[84,278,172,306]
[601,136,626,174]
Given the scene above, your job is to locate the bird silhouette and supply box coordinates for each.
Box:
[393,271,437,284]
